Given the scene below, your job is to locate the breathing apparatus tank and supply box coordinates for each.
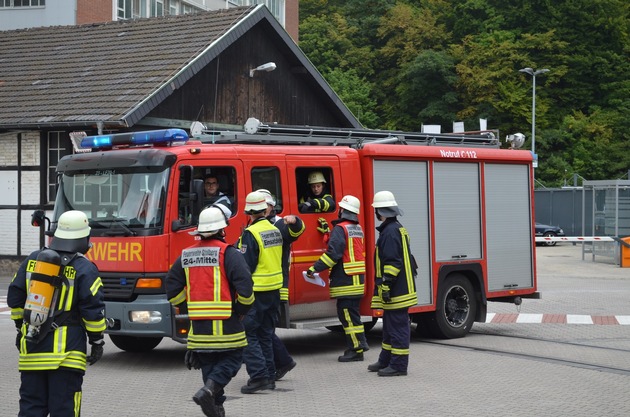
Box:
[24,248,63,342]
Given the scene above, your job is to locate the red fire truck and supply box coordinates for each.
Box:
[41,119,539,351]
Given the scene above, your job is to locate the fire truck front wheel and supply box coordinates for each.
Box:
[429,273,477,339]
[109,335,163,352]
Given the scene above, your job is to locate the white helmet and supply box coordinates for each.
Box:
[308,171,326,184]
[190,206,227,236]
[372,191,402,217]
[338,195,360,214]
[257,189,276,207]
[49,210,91,253]
[244,191,268,213]
[54,210,91,239]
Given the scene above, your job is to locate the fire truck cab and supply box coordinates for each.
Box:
[46,121,539,352]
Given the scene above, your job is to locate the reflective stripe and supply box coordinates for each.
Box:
[169,289,186,306]
[188,300,232,319]
[391,347,410,356]
[187,330,248,349]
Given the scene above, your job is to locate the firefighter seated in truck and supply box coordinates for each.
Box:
[203,173,233,217]
[298,170,336,213]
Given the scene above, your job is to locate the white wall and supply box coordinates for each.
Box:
[0,0,77,31]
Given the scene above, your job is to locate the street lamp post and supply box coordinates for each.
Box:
[519,67,549,159]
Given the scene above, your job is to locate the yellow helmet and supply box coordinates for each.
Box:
[308,171,326,184]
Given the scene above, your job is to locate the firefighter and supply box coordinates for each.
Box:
[307,195,369,362]
[237,191,284,393]
[368,191,418,376]
[298,170,336,213]
[203,174,233,217]
[166,206,254,417]
[7,210,106,417]
[257,189,306,380]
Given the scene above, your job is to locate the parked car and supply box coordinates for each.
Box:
[535,222,565,246]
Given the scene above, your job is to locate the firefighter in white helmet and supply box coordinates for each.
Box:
[166,206,254,417]
[8,210,106,416]
[307,195,369,361]
[257,188,306,380]
[368,191,417,377]
[237,191,284,393]
[298,170,336,213]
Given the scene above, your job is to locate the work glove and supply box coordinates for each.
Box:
[15,330,22,352]
[317,218,330,234]
[298,201,312,212]
[379,284,392,303]
[306,266,316,278]
[86,339,105,365]
[185,350,202,370]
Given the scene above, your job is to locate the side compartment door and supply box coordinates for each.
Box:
[433,162,482,261]
[484,163,534,291]
[372,160,432,306]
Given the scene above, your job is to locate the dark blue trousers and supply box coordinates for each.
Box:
[242,290,280,381]
[272,332,293,368]
[378,308,411,372]
[336,297,368,352]
[19,368,83,417]
[199,349,244,405]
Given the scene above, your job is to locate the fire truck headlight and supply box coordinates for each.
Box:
[129,311,162,324]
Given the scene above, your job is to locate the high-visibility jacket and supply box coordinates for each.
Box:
[238,217,283,292]
[268,214,305,301]
[8,250,106,373]
[371,218,418,310]
[313,219,366,299]
[166,238,254,350]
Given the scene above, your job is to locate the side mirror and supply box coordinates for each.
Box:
[31,210,49,228]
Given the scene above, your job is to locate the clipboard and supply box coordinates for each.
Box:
[302,271,326,287]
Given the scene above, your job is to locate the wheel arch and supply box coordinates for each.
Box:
[437,263,487,323]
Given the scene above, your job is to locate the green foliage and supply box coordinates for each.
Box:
[298,0,630,183]
[325,69,380,128]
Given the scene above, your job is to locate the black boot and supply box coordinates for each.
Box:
[367,361,387,372]
[338,350,364,362]
[240,377,275,394]
[377,366,407,376]
[193,380,223,417]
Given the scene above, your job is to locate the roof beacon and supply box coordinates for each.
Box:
[80,129,189,150]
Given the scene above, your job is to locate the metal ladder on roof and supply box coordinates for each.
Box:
[194,117,501,148]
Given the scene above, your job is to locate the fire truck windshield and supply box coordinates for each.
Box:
[52,168,170,236]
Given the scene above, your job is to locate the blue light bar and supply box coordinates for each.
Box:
[80,129,189,149]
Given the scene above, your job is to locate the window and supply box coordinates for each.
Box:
[47,131,72,203]
[1,0,45,7]
[251,167,282,214]
[151,0,164,16]
[296,167,336,213]
[197,166,236,218]
[117,0,131,19]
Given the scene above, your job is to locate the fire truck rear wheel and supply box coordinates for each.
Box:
[109,335,163,352]
[429,273,477,339]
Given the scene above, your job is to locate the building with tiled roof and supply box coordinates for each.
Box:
[0,4,359,257]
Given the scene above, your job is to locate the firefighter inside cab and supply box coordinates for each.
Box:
[298,170,336,213]
[8,210,107,416]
